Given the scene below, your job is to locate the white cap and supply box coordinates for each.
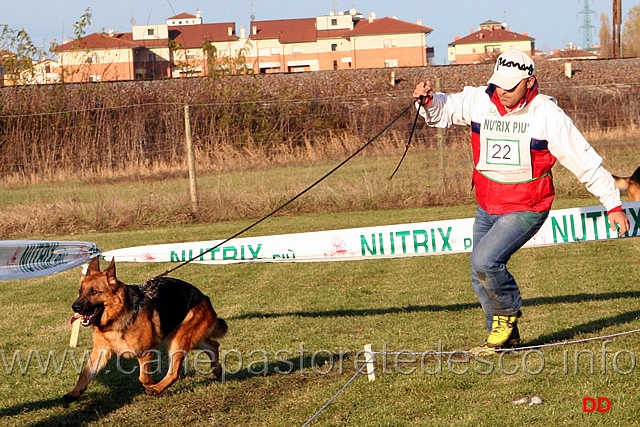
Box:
[487,50,535,90]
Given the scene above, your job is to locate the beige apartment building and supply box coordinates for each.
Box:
[447,20,535,64]
[52,9,433,83]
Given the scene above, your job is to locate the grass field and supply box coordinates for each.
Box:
[1,202,640,426]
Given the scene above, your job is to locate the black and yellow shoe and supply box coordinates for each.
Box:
[485,312,521,348]
[469,312,522,355]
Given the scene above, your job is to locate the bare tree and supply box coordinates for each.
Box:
[622,4,640,57]
[599,13,613,58]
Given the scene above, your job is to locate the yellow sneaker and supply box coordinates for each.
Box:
[485,312,521,348]
[468,343,497,356]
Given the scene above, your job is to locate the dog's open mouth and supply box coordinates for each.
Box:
[69,306,102,327]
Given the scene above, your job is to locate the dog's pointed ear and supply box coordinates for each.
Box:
[105,257,117,278]
[87,257,101,274]
[104,257,121,290]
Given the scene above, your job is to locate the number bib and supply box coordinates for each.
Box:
[476,108,534,183]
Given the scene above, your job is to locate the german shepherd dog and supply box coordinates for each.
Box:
[63,257,227,403]
[614,166,640,201]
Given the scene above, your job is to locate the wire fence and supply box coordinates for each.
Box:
[0,67,639,185]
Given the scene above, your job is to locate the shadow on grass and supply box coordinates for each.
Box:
[526,309,640,346]
[0,359,185,426]
[213,351,352,383]
[230,290,640,320]
[0,357,144,426]
[0,347,347,426]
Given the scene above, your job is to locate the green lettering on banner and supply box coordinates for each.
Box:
[571,214,587,241]
[439,227,453,251]
[378,233,386,255]
[361,234,377,256]
[628,207,640,236]
[223,247,237,260]
[552,215,569,243]
[248,244,261,259]
[396,231,410,254]
[170,244,263,262]
[361,227,455,257]
[464,238,473,249]
[413,230,428,253]
[586,211,601,240]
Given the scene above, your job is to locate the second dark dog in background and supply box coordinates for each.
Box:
[613,166,640,201]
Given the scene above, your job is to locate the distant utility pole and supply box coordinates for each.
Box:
[612,0,622,57]
[579,0,596,49]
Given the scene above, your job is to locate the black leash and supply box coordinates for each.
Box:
[388,96,423,180]
[154,100,417,279]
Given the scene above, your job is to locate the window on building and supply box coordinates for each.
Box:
[292,45,303,54]
[89,75,102,82]
[484,45,501,53]
[258,48,270,56]
[384,59,398,68]
[147,28,155,36]
[331,43,338,52]
[331,18,338,26]
[271,47,280,55]
[185,54,195,60]
[333,60,338,70]
[383,39,397,48]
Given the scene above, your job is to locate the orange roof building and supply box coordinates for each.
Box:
[447,20,534,64]
[52,9,433,82]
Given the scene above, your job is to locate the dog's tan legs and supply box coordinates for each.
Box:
[63,348,112,403]
[628,182,640,201]
[144,301,216,396]
[143,349,188,396]
[137,351,159,389]
[195,338,222,377]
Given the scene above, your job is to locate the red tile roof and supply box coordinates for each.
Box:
[449,28,534,46]
[249,16,431,43]
[55,22,237,52]
[54,32,140,51]
[53,13,432,52]
[250,18,317,43]
[349,17,432,36]
[169,12,198,20]
[169,23,238,47]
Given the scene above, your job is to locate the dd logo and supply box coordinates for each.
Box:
[582,397,611,413]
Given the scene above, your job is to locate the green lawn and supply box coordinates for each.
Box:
[1,205,640,426]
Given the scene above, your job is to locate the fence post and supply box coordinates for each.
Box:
[364,344,376,382]
[435,77,446,191]
[184,104,198,211]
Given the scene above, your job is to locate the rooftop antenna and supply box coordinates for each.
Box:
[578,0,596,49]
[130,0,136,25]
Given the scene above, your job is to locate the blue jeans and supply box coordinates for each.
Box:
[470,207,549,331]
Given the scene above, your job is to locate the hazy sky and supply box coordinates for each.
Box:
[2,0,638,64]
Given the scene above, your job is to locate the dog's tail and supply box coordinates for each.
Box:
[613,174,630,192]
[212,317,228,338]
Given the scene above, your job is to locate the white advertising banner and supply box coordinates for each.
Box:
[101,202,640,265]
[0,241,101,281]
